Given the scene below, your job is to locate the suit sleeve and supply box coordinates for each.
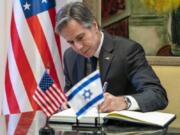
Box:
[63,50,73,92]
[126,43,168,112]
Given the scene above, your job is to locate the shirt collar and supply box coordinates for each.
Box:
[94,31,104,58]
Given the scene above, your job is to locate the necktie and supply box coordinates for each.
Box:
[86,57,97,75]
[86,58,92,75]
[91,57,97,71]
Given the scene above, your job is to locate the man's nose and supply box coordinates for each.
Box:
[74,42,83,50]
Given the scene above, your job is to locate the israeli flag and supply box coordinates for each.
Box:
[66,70,104,119]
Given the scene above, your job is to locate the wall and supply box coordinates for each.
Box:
[152,65,180,128]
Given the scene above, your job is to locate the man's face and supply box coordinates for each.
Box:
[61,19,100,58]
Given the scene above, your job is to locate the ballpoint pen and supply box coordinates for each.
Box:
[103,81,108,92]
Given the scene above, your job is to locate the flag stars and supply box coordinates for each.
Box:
[82,89,92,101]
[42,0,48,3]
[23,2,31,10]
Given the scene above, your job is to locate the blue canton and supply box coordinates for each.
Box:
[20,0,55,18]
[82,89,93,101]
[39,71,54,92]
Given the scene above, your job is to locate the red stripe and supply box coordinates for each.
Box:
[34,92,51,116]
[52,85,66,102]
[5,115,9,132]
[42,91,58,112]
[11,13,39,110]
[57,86,67,100]
[50,88,65,106]
[48,88,63,106]
[5,62,20,113]
[36,88,55,113]
[26,16,61,88]
[14,112,36,135]
[33,94,50,116]
[45,91,59,109]
[49,8,63,64]
[50,86,65,103]
[37,90,56,113]
[54,84,65,93]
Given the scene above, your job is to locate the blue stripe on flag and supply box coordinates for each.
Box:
[68,73,100,101]
[76,93,104,117]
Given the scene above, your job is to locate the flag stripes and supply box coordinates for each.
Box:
[68,73,100,101]
[27,15,61,88]
[47,87,65,106]
[4,111,45,135]
[32,86,66,117]
[2,0,77,134]
[33,71,67,117]
[33,91,54,116]
[67,70,104,118]
[13,0,45,81]
[52,84,67,101]
[38,11,64,85]
[6,114,21,135]
[76,94,104,116]
[48,8,63,63]
[5,63,20,113]
[13,112,35,135]
[36,88,57,111]
[46,91,60,108]
[3,0,64,115]
[11,12,38,110]
[8,41,33,112]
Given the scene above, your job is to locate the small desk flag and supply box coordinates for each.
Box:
[67,70,104,119]
[33,71,67,117]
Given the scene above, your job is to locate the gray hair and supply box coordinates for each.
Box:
[55,2,96,33]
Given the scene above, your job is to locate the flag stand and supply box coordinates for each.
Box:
[72,114,104,134]
[72,118,102,131]
[39,117,55,135]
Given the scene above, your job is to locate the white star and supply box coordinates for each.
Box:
[23,2,31,10]
[42,0,48,3]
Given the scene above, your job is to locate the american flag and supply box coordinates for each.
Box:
[33,71,67,117]
[3,0,64,115]
[1,0,78,134]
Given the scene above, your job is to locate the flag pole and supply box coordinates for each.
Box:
[46,62,50,73]
[96,106,102,128]
[39,63,55,135]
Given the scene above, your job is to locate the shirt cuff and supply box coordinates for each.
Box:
[125,96,140,111]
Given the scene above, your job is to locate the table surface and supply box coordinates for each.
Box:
[49,123,180,135]
[1,111,180,135]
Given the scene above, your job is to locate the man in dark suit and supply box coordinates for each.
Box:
[55,2,168,112]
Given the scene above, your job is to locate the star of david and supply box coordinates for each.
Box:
[82,89,93,101]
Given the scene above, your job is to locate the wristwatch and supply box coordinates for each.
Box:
[124,96,132,110]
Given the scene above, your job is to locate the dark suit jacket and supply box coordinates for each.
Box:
[63,32,168,112]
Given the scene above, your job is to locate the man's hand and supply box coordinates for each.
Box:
[99,92,127,112]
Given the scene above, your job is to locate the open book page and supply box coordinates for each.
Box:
[107,110,175,127]
[49,108,175,127]
[106,129,165,135]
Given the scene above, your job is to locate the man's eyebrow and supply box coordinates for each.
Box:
[76,33,84,38]
[67,39,74,44]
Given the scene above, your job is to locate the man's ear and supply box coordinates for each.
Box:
[92,20,99,31]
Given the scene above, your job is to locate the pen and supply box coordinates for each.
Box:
[103,81,108,92]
